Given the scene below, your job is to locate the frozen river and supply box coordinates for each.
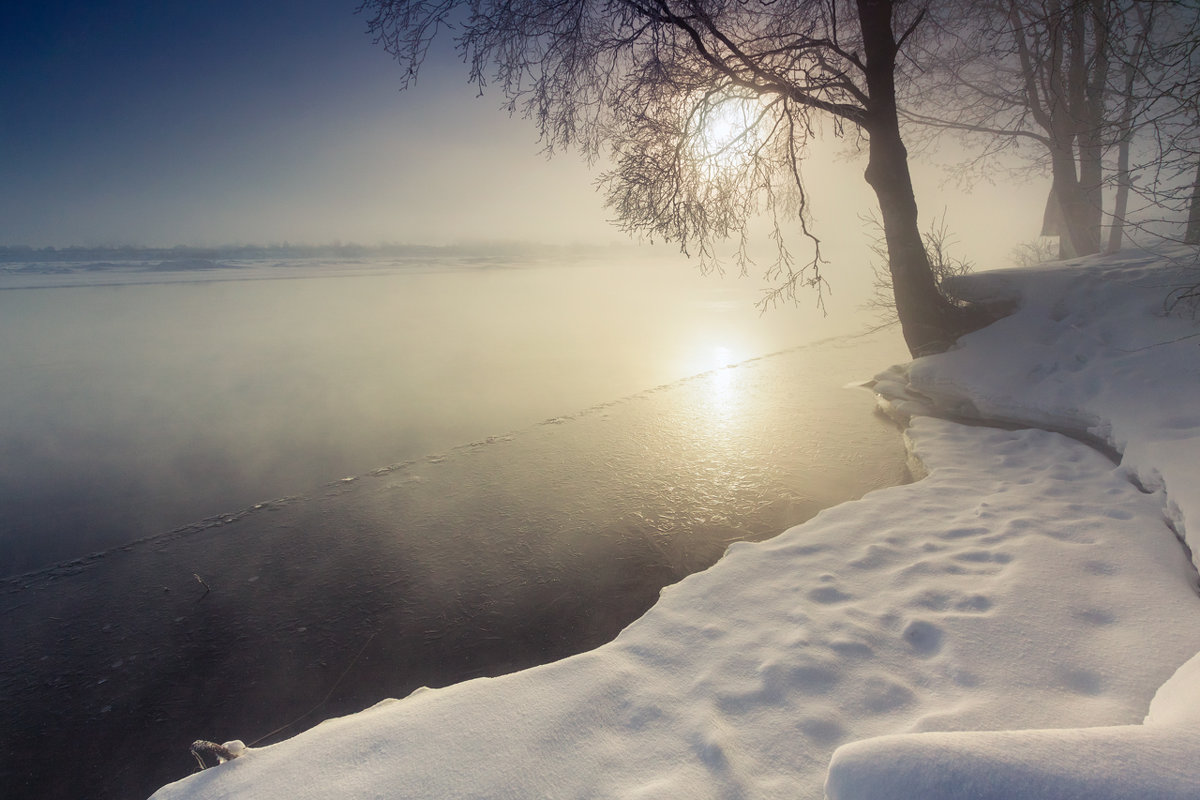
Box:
[0,252,880,574]
[0,253,910,799]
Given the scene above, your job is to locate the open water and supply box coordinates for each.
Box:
[0,255,910,799]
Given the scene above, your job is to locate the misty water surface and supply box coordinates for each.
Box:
[0,256,909,800]
[0,255,866,575]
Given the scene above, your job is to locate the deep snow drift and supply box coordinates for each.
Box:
[151,247,1200,800]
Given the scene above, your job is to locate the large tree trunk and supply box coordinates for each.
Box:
[1043,178,1101,258]
[1017,0,1103,260]
[1050,144,1100,259]
[1186,156,1200,245]
[1049,0,1103,260]
[1075,0,1108,252]
[858,0,978,356]
[1076,139,1105,255]
[1107,130,1132,252]
[1110,2,1152,253]
[864,133,962,355]
[1107,34,1139,253]
[1041,187,1064,237]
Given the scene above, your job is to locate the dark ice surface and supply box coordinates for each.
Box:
[0,333,909,800]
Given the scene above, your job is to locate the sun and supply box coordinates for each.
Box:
[690,95,764,176]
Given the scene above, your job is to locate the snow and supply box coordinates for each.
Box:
[150,247,1200,800]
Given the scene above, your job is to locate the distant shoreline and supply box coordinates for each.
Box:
[0,241,644,264]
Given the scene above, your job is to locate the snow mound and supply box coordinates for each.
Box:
[830,247,1200,799]
[826,719,1200,800]
[878,247,1200,564]
[825,646,1200,800]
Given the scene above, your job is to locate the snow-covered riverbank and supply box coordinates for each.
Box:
[151,248,1200,799]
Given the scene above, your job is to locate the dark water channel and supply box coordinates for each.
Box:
[0,332,909,800]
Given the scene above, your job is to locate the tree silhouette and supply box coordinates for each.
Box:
[360,0,993,355]
[906,1,1200,256]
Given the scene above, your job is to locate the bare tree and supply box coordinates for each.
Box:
[907,0,1200,257]
[1187,159,1200,242]
[904,0,1122,259]
[1113,2,1200,247]
[359,0,994,356]
[1106,1,1153,251]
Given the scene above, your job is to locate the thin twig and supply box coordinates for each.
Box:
[248,629,380,747]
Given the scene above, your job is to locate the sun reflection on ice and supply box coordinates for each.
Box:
[702,346,742,426]
[712,346,736,368]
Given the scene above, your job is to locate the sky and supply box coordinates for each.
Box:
[1,0,1047,260]
[1,0,618,248]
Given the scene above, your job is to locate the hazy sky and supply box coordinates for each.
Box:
[2,1,1047,260]
[1,0,618,248]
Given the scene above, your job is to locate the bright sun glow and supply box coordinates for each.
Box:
[703,345,741,420]
[691,96,764,176]
[711,345,736,369]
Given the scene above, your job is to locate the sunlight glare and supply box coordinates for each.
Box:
[691,96,764,176]
[703,345,741,423]
[712,345,737,369]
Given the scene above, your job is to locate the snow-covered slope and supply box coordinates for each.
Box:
[875,247,1200,567]
[825,248,1200,799]
[151,248,1200,800]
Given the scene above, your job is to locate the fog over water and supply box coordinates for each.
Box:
[0,254,876,575]
[0,254,916,800]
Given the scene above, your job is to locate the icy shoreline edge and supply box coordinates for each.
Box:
[152,249,1200,800]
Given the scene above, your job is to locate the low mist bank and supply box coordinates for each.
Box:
[0,255,876,575]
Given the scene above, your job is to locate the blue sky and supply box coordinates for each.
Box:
[1,0,614,247]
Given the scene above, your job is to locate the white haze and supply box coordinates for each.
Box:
[0,253,883,574]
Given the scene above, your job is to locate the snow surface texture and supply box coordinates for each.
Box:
[152,249,1200,800]
[827,247,1200,799]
